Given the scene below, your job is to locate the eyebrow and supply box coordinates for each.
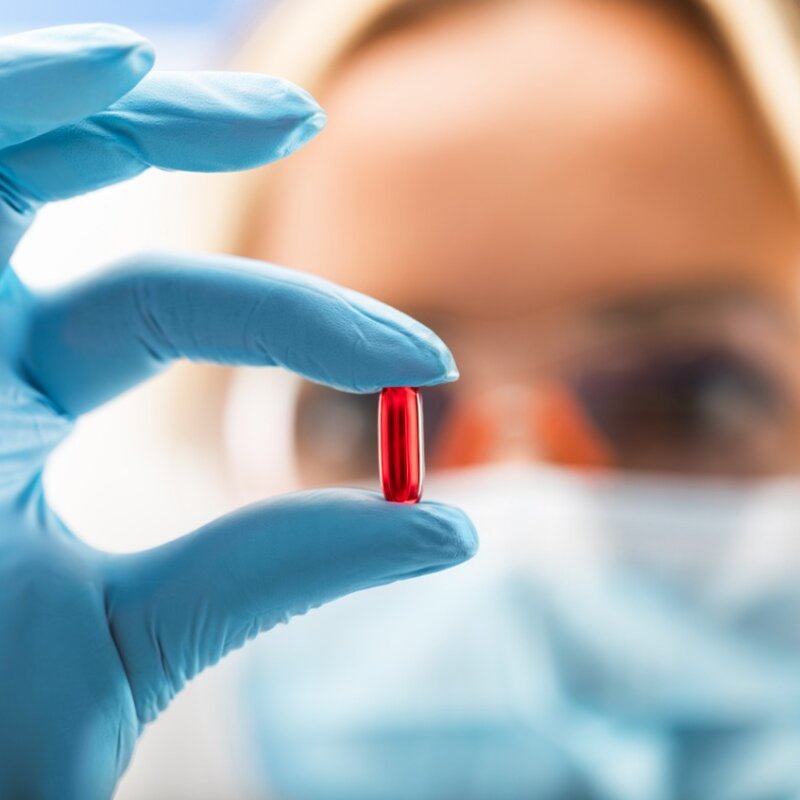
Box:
[589,284,784,329]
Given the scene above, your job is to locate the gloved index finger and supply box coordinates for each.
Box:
[0,24,154,150]
[23,252,460,417]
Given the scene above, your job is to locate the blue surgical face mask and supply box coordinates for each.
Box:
[238,464,800,800]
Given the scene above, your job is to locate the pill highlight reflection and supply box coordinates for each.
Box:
[378,387,424,503]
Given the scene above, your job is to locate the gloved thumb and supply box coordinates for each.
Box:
[102,489,477,725]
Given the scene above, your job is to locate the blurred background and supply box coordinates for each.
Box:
[0,0,259,63]
[6,0,800,798]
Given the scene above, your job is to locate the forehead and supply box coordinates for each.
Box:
[264,0,799,317]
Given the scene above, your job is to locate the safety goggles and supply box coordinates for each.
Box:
[293,286,800,482]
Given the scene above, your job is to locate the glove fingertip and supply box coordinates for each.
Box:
[80,23,155,81]
[122,36,156,79]
[274,109,327,160]
[410,340,460,387]
[415,502,480,564]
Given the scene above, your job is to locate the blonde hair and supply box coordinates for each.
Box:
[702,0,800,200]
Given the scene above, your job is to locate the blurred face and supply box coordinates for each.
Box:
[247,0,800,481]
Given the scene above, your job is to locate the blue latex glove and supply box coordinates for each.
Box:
[0,24,477,799]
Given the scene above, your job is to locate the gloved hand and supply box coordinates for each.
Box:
[0,24,477,799]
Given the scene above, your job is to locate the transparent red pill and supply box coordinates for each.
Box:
[379,387,424,503]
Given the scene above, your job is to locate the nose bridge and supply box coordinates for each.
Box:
[432,376,611,469]
[481,381,535,460]
[443,381,540,465]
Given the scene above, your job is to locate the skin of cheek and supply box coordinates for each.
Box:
[258,0,800,317]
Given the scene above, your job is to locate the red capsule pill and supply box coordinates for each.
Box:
[379,387,424,503]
